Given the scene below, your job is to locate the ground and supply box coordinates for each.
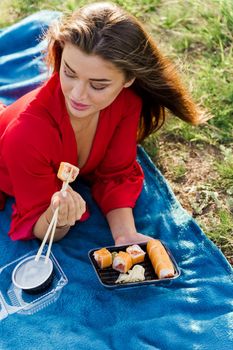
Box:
[143,131,233,266]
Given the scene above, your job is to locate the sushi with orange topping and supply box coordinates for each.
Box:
[147,239,175,279]
[126,244,146,264]
[93,248,112,269]
[57,162,79,182]
[112,251,133,273]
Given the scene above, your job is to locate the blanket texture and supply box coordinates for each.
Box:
[0,11,232,350]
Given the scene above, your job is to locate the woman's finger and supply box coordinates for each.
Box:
[51,188,86,227]
[51,192,61,211]
[75,193,86,219]
[67,189,86,221]
[56,191,70,226]
[66,192,77,226]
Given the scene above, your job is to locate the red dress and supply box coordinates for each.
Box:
[0,73,144,240]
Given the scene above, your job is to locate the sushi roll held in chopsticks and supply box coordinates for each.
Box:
[147,239,175,279]
[112,251,133,273]
[126,244,146,264]
[57,162,79,182]
[94,248,112,269]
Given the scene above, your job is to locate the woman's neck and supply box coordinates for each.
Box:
[70,112,99,134]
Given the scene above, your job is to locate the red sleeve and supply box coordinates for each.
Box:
[92,89,144,214]
[1,113,62,240]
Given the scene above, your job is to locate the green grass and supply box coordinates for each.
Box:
[0,0,161,26]
[1,0,232,260]
[149,0,233,142]
[207,209,233,249]
[147,1,233,253]
[215,145,233,193]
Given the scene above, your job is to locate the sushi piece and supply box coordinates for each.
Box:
[57,162,79,183]
[93,248,112,269]
[112,251,133,273]
[147,239,175,279]
[126,244,146,264]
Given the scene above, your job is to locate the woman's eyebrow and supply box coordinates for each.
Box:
[63,60,111,82]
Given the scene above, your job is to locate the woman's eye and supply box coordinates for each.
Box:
[91,84,107,90]
[63,66,107,89]
[64,68,75,78]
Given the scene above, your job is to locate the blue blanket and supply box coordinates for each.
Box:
[0,11,232,350]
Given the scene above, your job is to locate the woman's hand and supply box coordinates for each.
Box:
[106,208,152,247]
[34,186,86,241]
[114,232,152,246]
[49,186,86,227]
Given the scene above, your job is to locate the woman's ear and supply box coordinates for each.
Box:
[123,77,136,88]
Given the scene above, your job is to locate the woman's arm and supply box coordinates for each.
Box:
[106,207,151,245]
[33,187,86,241]
[33,208,70,242]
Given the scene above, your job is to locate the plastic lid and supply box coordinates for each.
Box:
[12,255,53,290]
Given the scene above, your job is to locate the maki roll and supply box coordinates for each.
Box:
[93,248,112,269]
[57,162,79,182]
[147,239,174,279]
[126,244,146,264]
[112,251,133,273]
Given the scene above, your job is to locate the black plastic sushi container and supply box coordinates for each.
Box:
[89,242,180,289]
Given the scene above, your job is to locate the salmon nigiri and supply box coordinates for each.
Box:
[112,251,133,273]
[94,248,112,269]
[126,244,146,264]
[147,239,174,279]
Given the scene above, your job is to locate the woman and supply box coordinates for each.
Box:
[0,2,207,244]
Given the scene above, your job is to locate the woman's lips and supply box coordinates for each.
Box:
[70,99,90,111]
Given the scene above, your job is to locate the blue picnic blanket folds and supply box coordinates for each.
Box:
[0,11,232,350]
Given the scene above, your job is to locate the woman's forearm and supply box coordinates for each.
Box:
[106,208,152,245]
[106,208,137,243]
[33,207,70,242]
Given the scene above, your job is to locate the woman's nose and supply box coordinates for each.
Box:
[71,81,88,100]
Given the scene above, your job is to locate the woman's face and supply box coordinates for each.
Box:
[59,43,134,120]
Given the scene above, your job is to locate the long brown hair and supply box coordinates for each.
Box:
[45,2,205,142]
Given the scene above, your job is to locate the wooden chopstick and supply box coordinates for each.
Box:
[34,207,59,262]
[45,209,58,264]
[35,168,73,263]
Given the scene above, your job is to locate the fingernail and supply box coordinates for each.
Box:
[62,191,67,198]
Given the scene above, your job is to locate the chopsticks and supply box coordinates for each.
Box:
[35,168,73,264]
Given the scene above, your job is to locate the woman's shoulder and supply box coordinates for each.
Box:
[118,87,142,105]
[0,73,63,131]
[0,74,63,149]
[109,87,142,115]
